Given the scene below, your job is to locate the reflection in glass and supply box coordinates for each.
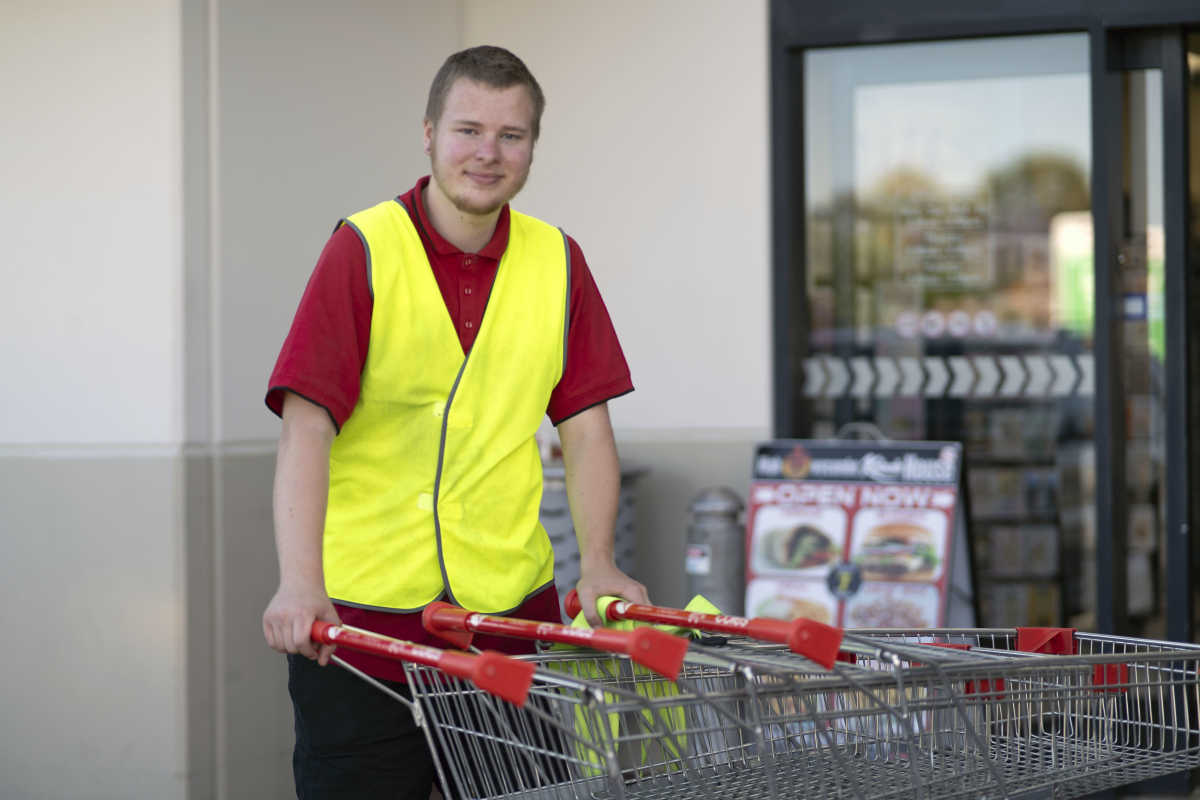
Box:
[1117,71,1166,639]
[802,34,1093,627]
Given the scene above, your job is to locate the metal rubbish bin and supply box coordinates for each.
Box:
[540,464,647,620]
[685,487,746,616]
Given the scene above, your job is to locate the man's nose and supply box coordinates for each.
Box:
[474,133,500,162]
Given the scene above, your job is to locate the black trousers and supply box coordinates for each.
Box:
[288,654,436,800]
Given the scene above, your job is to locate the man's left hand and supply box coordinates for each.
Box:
[574,559,648,627]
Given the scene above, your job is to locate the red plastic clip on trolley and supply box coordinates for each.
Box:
[310,621,537,706]
[421,601,691,681]
[563,589,845,669]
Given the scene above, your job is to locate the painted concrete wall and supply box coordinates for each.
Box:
[1,0,184,446]
[1,1,189,797]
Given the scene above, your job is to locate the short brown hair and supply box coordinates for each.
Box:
[425,46,546,140]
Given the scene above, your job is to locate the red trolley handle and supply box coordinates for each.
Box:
[563,589,844,670]
[422,601,689,681]
[310,621,536,707]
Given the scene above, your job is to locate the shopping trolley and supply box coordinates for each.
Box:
[310,598,1200,800]
[560,593,1200,798]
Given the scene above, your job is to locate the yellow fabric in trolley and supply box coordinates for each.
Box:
[554,595,722,775]
[563,594,723,635]
[323,200,567,613]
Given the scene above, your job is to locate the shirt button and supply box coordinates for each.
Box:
[464,256,473,267]
[465,320,474,329]
[464,286,473,295]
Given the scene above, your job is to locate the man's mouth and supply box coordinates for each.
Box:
[465,172,502,186]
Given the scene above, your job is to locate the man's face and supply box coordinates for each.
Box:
[424,78,536,218]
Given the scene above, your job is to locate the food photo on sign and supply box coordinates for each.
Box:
[845,583,941,628]
[745,577,838,625]
[750,504,847,575]
[849,507,947,583]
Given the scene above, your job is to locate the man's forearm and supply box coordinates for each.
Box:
[558,406,621,564]
[556,404,648,622]
[273,397,335,590]
[264,393,340,661]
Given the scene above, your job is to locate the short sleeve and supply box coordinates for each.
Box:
[265,224,373,431]
[547,236,634,424]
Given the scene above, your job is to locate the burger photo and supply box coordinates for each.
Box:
[853,521,940,581]
[762,524,840,571]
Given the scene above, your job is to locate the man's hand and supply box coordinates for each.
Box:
[263,581,341,666]
[575,557,648,628]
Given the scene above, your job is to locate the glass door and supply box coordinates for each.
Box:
[799,29,1197,637]
[801,34,1094,627]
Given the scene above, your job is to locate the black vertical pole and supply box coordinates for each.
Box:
[1091,28,1129,635]
[770,14,806,438]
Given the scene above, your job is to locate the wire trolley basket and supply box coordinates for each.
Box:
[313,598,1200,800]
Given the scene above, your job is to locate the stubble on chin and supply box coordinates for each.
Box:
[451,194,504,217]
[443,171,530,218]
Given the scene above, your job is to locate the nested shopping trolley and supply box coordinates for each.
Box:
[311,597,1200,800]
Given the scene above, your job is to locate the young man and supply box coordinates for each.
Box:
[262,45,647,798]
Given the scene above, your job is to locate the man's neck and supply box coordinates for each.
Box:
[422,183,500,254]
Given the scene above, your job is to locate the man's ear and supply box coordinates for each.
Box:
[422,118,433,155]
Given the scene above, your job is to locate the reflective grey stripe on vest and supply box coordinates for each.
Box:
[432,350,471,609]
[559,228,571,376]
[338,219,373,300]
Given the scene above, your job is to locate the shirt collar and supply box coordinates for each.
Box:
[411,175,510,261]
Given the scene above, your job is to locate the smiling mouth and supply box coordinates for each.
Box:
[466,172,503,185]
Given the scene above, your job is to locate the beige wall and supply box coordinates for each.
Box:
[1,1,190,798]
[0,456,189,798]
[1,2,770,797]
[1,0,184,445]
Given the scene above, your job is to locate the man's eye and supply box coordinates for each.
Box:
[502,133,523,141]
[458,128,477,135]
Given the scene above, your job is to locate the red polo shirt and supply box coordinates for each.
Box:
[266,176,633,679]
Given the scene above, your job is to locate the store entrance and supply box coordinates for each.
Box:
[792,29,1198,639]
[799,33,1095,629]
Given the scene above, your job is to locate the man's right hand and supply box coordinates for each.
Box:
[263,582,341,666]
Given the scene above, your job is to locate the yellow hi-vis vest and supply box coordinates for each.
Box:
[323,198,568,613]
